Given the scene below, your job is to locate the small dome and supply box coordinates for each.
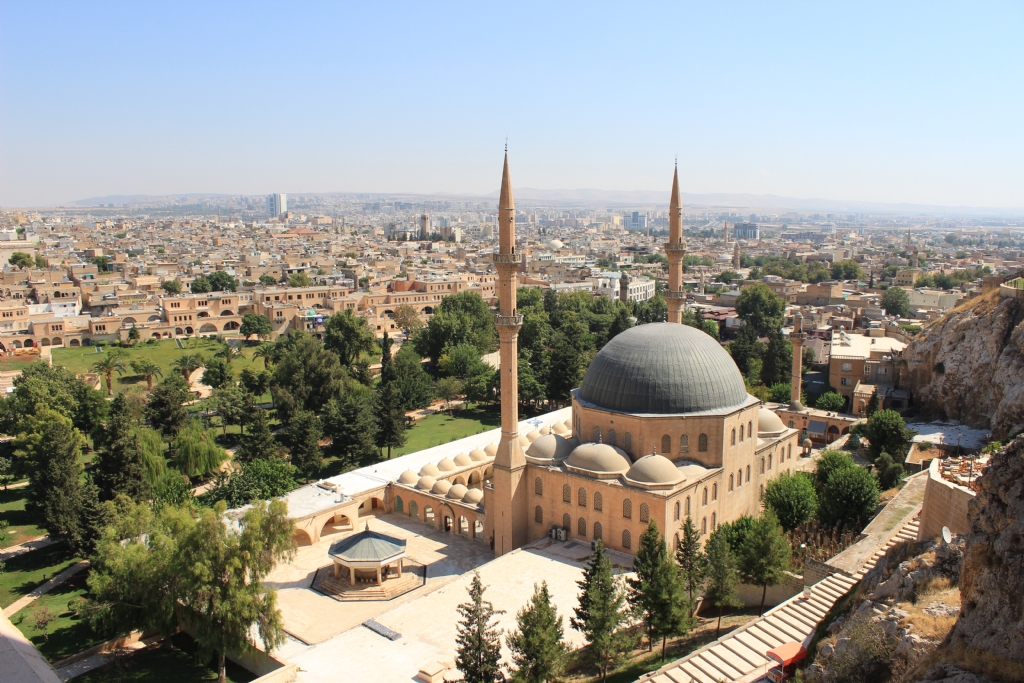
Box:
[453,453,473,467]
[437,458,457,472]
[563,419,573,431]
[469,448,489,462]
[626,454,685,486]
[803,438,813,448]
[545,239,564,250]
[398,470,418,485]
[758,408,786,436]
[526,430,542,442]
[463,489,484,505]
[566,443,631,474]
[526,434,578,461]
[447,484,469,500]
[483,443,498,457]
[431,479,452,495]
[539,426,551,436]
[517,435,531,448]
[551,422,569,435]
[416,476,436,491]
[419,463,440,477]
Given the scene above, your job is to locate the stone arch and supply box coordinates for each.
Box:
[712,512,717,529]
[409,500,418,519]
[199,323,218,334]
[184,327,194,335]
[10,340,21,349]
[701,517,707,534]
[453,474,468,486]
[679,434,689,453]
[768,454,773,470]
[673,501,680,521]
[123,317,137,324]
[175,328,184,335]
[749,420,753,438]
[685,496,691,516]
[622,498,632,519]
[738,468,743,486]
[148,315,162,322]
[624,432,632,453]
[395,495,404,513]
[39,338,50,346]
[69,338,80,347]
[702,487,708,506]
[760,457,766,474]
[729,473,734,491]
[51,338,62,346]
[424,505,435,526]
[731,428,736,445]
[197,311,211,318]
[592,426,600,442]
[151,333,161,339]
[438,503,456,533]
[535,477,543,496]
[422,306,433,315]
[474,519,484,538]
[458,516,470,536]
[484,465,493,478]
[469,471,481,487]
[220,310,234,316]
[223,321,240,331]
[712,483,718,501]
[593,521,603,541]
[622,529,632,550]
[746,465,751,481]
[594,491,603,512]
[292,527,313,547]
[23,339,34,348]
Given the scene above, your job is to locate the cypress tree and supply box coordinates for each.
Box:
[236,409,278,462]
[288,409,323,480]
[571,541,633,682]
[375,384,407,459]
[18,408,85,542]
[96,394,153,502]
[629,523,693,659]
[738,509,791,616]
[507,581,568,683]
[322,389,378,466]
[674,516,707,612]
[703,530,742,637]
[455,572,505,683]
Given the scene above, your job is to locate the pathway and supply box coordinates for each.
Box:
[187,367,212,399]
[2,561,90,618]
[0,535,55,561]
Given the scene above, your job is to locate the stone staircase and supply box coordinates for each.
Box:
[640,514,921,683]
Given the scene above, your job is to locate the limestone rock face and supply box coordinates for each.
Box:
[902,293,1024,439]
[945,435,1024,661]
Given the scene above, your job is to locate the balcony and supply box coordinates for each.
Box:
[492,253,523,265]
[494,314,523,327]
[663,242,688,253]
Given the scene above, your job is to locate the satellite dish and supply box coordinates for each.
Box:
[942,526,952,545]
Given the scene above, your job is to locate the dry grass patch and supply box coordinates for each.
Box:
[896,583,959,642]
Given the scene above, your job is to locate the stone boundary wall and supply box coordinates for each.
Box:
[734,571,805,609]
[803,557,853,587]
[917,457,975,542]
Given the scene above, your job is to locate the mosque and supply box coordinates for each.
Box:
[288,153,801,559]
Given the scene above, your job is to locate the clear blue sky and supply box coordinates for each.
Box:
[2,1,1022,208]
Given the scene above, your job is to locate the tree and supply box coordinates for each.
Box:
[727,325,764,379]
[607,307,633,341]
[455,572,505,683]
[768,382,792,404]
[288,410,323,480]
[393,347,435,410]
[172,420,228,478]
[435,377,463,412]
[862,409,915,461]
[236,410,279,462]
[0,363,108,437]
[239,367,270,399]
[129,359,162,391]
[270,332,346,423]
[323,309,376,367]
[547,319,593,402]
[438,343,489,380]
[881,286,910,318]
[571,541,634,682]
[322,389,378,466]
[735,283,785,336]
[831,260,865,281]
[97,393,165,501]
[763,472,818,532]
[375,381,407,458]
[17,408,84,542]
[252,342,276,370]
[172,353,204,383]
[202,357,231,390]
[191,275,212,293]
[737,510,791,616]
[161,279,182,295]
[9,252,34,269]
[258,274,278,286]
[211,384,248,435]
[675,516,707,611]
[92,352,127,396]
[31,604,57,642]
[146,375,191,437]
[760,329,792,387]
[815,391,846,412]
[628,522,692,658]
[393,304,425,337]
[865,390,880,418]
[206,271,238,292]
[814,450,856,492]
[240,314,273,341]
[507,582,569,683]
[34,254,47,269]
[128,325,141,344]
[874,452,905,490]
[703,529,742,637]
[287,271,313,287]
[818,466,879,529]
[203,458,297,507]
[0,456,13,491]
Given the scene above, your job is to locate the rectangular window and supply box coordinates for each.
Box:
[841,362,852,372]
[841,377,851,386]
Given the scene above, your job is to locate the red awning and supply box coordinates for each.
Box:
[767,642,807,667]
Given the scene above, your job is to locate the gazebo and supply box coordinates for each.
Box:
[328,523,407,587]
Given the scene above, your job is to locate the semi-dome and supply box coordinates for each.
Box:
[419,463,441,477]
[431,479,452,495]
[463,489,484,505]
[626,454,685,486]
[758,407,786,437]
[398,470,419,485]
[483,443,498,457]
[416,476,436,491]
[453,453,473,467]
[437,458,457,472]
[447,484,469,500]
[526,434,578,461]
[578,323,748,414]
[566,443,631,475]
[469,448,489,461]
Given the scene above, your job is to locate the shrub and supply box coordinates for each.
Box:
[763,472,818,532]
[815,392,846,412]
[818,466,879,529]
[874,452,905,490]
[814,450,856,492]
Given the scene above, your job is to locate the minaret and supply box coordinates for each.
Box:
[491,148,527,556]
[664,162,687,324]
[733,241,741,270]
[790,312,806,410]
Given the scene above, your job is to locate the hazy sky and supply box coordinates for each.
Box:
[2,2,1022,208]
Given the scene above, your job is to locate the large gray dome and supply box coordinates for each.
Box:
[578,323,747,414]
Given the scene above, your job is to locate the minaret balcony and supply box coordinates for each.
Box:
[663,242,688,253]
[492,253,523,264]
[494,314,524,327]
[663,290,688,301]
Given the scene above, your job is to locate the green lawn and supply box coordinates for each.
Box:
[50,339,265,395]
[0,542,80,609]
[76,633,257,683]
[0,486,46,549]
[0,358,47,372]
[392,406,502,457]
[13,569,103,661]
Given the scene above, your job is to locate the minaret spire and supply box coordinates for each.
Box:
[664,162,687,324]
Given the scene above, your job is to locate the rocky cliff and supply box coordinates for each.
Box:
[902,290,1024,439]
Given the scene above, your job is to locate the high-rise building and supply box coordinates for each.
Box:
[268,193,287,218]
[624,211,648,232]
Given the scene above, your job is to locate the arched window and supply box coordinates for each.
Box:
[592,426,601,442]
[768,454,773,470]
[789,420,795,428]
[679,434,689,453]
[746,465,751,481]
[788,444,792,459]
[760,458,765,474]
[712,483,718,501]
[562,484,571,503]
[594,492,603,512]
[594,521,603,541]
[661,434,671,454]
[702,487,708,506]
[624,432,632,453]
[395,496,404,513]
[673,501,680,521]
[701,517,707,535]
[698,434,708,452]
[578,487,587,507]
[535,477,543,496]
[729,474,734,492]
[712,512,717,529]
[674,532,681,549]
[749,420,753,438]
[535,506,544,524]
[622,529,632,550]
[607,429,616,446]
[578,517,587,537]
[759,484,764,500]
[738,469,743,486]
[623,499,632,519]
[562,513,571,531]
[409,500,418,519]
[740,425,744,441]
[685,496,691,517]
[639,502,650,523]
[731,428,736,446]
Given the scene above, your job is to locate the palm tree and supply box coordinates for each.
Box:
[253,343,275,370]
[92,353,127,396]
[172,353,204,383]
[216,345,240,364]
[130,359,163,391]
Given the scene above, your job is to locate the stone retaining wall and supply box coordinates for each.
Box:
[917,457,974,542]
